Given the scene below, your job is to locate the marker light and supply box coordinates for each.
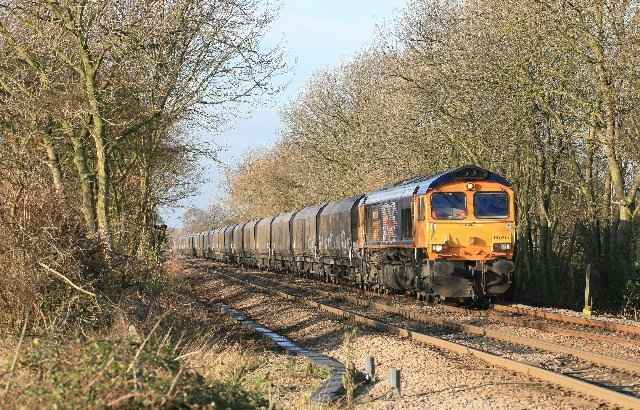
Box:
[466,182,475,190]
[432,244,446,252]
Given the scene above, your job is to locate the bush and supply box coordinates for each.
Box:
[623,275,640,320]
[0,181,168,337]
[8,334,269,409]
[0,183,107,335]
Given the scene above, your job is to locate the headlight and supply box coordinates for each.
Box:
[432,244,446,252]
[493,243,512,251]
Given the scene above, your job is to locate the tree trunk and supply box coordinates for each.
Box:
[78,41,111,251]
[600,88,632,283]
[93,129,111,249]
[590,1,633,285]
[67,124,97,235]
[137,163,152,258]
[41,127,64,196]
[533,127,555,304]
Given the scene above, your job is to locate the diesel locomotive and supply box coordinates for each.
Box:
[177,165,515,302]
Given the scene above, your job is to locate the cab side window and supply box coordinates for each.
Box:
[417,197,425,221]
[400,202,413,240]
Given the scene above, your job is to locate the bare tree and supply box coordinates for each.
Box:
[0,0,284,257]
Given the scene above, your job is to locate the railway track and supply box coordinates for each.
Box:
[205,263,640,409]
[484,312,639,347]
[221,267,640,371]
[240,269,640,360]
[249,266,640,347]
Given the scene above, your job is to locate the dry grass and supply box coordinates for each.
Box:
[190,345,332,409]
[4,334,271,409]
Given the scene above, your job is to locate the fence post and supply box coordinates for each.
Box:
[583,264,592,318]
[389,368,401,397]
[364,355,375,382]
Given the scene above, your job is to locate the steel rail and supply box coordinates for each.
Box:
[488,314,639,347]
[213,269,640,410]
[493,304,640,337]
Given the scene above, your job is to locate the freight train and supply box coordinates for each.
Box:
[176,165,515,303]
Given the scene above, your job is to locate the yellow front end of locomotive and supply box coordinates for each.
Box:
[414,180,516,261]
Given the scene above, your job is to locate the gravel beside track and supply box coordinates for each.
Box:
[185,259,611,409]
[212,262,640,401]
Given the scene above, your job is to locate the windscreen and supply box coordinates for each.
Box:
[431,192,466,220]
[475,192,509,218]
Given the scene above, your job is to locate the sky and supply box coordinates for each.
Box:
[162,0,407,227]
